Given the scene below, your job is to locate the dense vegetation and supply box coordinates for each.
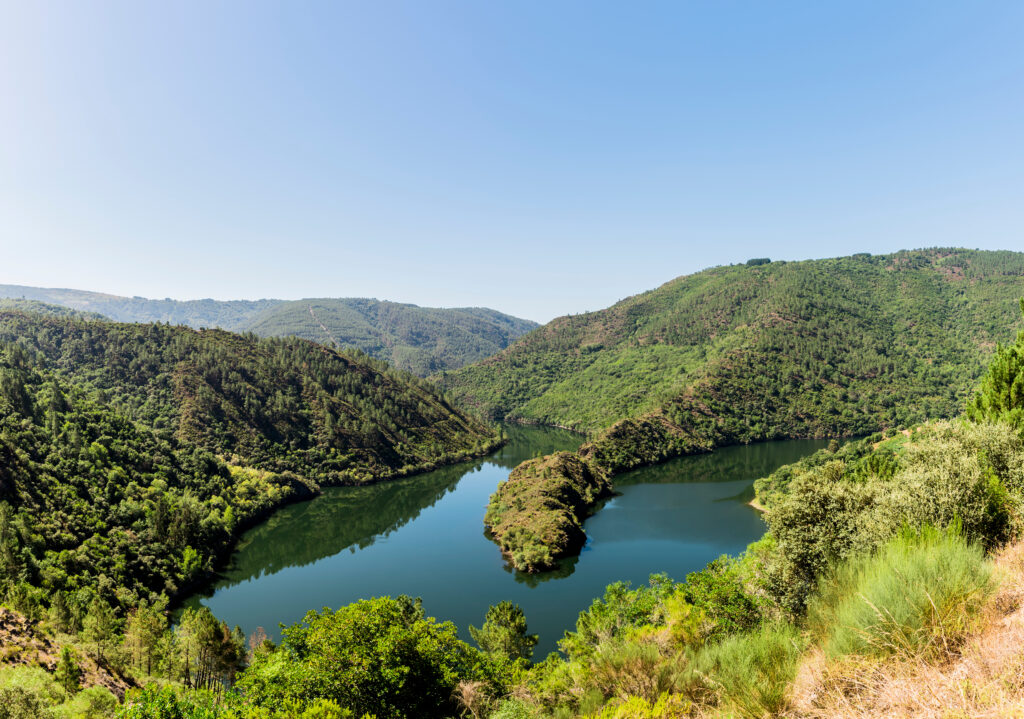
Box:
[0,309,498,622]
[468,249,1024,568]
[94,297,1024,717]
[484,453,611,571]
[0,286,538,376]
[0,299,106,321]
[244,299,537,375]
[6,259,1024,717]
[0,285,280,332]
[443,249,1024,443]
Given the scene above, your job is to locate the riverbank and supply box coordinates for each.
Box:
[171,434,506,607]
[186,429,823,656]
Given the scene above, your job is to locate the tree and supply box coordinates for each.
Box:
[247,626,274,662]
[0,502,23,588]
[967,299,1024,431]
[469,601,538,663]
[48,590,73,634]
[123,597,168,676]
[82,596,119,665]
[55,645,82,696]
[239,596,493,719]
[176,606,245,690]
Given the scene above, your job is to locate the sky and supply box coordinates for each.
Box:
[1,2,1023,323]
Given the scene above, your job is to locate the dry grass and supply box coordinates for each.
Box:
[788,540,1024,718]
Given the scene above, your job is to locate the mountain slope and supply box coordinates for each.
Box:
[0,284,280,330]
[0,285,537,375]
[243,298,538,375]
[443,249,1024,444]
[0,310,498,610]
[0,297,108,320]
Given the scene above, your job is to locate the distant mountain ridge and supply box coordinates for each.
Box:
[0,285,537,375]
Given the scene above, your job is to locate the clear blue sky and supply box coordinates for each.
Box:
[2,2,1023,322]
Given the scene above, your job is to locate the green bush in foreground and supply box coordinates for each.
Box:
[238,596,512,719]
[0,666,116,719]
[765,420,1023,614]
[116,685,361,718]
[690,623,804,719]
[470,601,538,663]
[808,525,994,660]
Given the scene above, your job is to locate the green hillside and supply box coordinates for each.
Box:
[0,309,498,612]
[0,284,280,330]
[0,285,537,375]
[244,298,538,375]
[0,297,107,320]
[443,249,1024,445]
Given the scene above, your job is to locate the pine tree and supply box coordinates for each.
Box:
[55,646,82,696]
[82,596,118,664]
[967,298,1024,430]
[124,597,168,675]
[468,601,538,662]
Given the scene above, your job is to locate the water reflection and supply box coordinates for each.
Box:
[188,426,827,654]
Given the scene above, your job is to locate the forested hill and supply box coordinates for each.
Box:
[242,298,538,376]
[0,285,279,331]
[442,248,1024,446]
[0,285,537,375]
[0,297,106,320]
[0,310,498,610]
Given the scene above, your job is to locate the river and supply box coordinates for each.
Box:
[186,425,828,655]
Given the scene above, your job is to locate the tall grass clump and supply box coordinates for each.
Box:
[689,622,804,718]
[808,524,995,660]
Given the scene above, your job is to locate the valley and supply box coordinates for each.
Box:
[2,250,1024,718]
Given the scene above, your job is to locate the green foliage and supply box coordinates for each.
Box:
[0,285,537,377]
[444,248,1024,445]
[807,525,994,659]
[116,685,361,718]
[82,597,119,664]
[680,557,764,638]
[0,310,497,611]
[0,299,105,321]
[245,299,537,376]
[967,298,1024,430]
[689,623,803,718]
[586,693,692,719]
[764,420,1024,613]
[238,596,509,719]
[484,452,611,571]
[469,601,538,663]
[176,606,246,691]
[0,666,116,719]
[54,646,82,696]
[559,575,678,662]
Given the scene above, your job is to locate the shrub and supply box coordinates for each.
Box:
[807,525,994,660]
[682,556,763,637]
[766,421,1023,613]
[587,639,687,703]
[238,595,503,719]
[689,623,803,718]
[586,693,692,718]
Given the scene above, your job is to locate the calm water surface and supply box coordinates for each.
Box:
[187,426,828,654]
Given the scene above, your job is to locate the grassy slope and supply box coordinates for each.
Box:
[443,249,1024,439]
